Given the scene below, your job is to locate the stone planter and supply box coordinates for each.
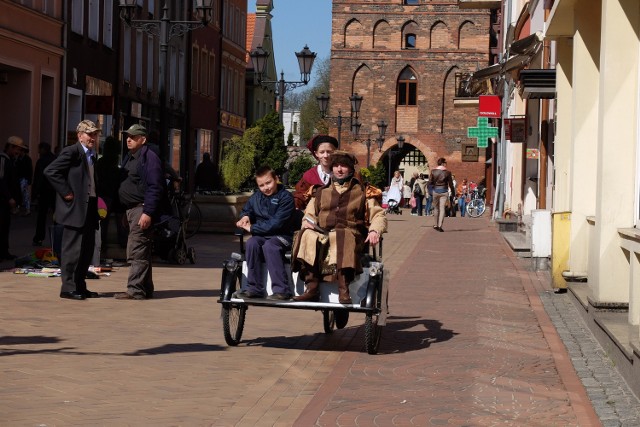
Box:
[194,193,252,233]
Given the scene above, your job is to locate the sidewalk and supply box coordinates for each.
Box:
[0,210,636,425]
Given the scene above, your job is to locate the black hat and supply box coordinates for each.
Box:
[306,134,338,156]
[330,150,358,170]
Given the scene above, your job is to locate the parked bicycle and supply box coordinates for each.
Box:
[169,190,202,239]
[466,188,486,218]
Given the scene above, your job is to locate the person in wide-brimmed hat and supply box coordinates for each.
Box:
[292,134,339,210]
[291,149,387,304]
[0,136,26,260]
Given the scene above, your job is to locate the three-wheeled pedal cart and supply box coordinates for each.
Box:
[217,231,389,354]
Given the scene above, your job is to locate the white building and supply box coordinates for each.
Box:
[282,109,301,146]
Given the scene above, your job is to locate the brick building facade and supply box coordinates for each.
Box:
[329,0,492,185]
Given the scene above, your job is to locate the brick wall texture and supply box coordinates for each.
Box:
[330,0,491,183]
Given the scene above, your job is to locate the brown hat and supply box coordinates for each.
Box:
[330,150,358,170]
[76,119,101,134]
[306,134,338,156]
[6,136,28,152]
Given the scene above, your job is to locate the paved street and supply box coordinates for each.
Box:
[1,210,639,426]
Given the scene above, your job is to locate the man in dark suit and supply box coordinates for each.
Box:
[45,120,101,301]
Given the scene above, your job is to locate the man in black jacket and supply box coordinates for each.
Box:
[45,120,101,300]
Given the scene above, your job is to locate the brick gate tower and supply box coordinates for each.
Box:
[328,0,493,186]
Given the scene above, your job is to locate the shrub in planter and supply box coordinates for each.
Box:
[220,130,256,192]
[288,153,316,186]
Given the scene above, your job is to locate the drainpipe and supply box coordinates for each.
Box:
[58,0,68,151]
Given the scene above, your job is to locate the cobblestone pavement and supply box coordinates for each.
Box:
[538,284,640,427]
[0,211,636,425]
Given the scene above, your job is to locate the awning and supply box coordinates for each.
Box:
[468,32,544,91]
[519,69,556,99]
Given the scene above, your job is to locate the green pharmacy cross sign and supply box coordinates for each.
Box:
[467,117,498,148]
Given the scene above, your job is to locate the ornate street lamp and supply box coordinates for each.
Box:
[353,118,388,168]
[387,135,406,184]
[250,45,316,124]
[118,0,213,161]
[316,92,363,148]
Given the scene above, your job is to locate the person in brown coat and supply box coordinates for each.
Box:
[291,151,387,304]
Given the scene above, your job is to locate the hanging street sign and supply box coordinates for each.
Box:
[467,117,498,148]
[478,95,501,118]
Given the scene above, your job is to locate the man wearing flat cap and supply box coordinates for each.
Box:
[115,123,166,300]
[0,136,25,260]
[291,151,387,304]
[45,120,102,300]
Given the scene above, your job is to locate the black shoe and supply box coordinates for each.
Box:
[84,290,101,298]
[437,227,444,232]
[267,293,292,301]
[60,291,86,300]
[233,290,264,299]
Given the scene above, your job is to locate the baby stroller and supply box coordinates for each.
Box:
[153,192,196,265]
[386,199,402,215]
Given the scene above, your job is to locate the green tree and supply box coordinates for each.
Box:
[287,132,294,146]
[289,56,330,142]
[220,130,257,192]
[288,154,316,186]
[359,161,387,189]
[253,111,287,174]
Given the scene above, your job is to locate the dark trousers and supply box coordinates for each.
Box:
[33,195,55,243]
[0,204,11,256]
[60,198,98,294]
[125,206,154,298]
[245,236,290,295]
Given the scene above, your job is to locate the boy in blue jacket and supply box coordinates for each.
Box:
[234,166,296,300]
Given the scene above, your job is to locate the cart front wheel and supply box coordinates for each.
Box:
[322,310,335,334]
[364,312,382,354]
[335,310,349,329]
[222,304,246,346]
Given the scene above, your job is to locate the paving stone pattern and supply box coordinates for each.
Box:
[540,289,640,427]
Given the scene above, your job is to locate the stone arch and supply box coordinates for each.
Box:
[352,64,376,133]
[344,18,365,49]
[441,65,458,133]
[401,20,420,49]
[373,19,392,49]
[371,138,434,182]
[458,20,476,49]
[430,21,451,49]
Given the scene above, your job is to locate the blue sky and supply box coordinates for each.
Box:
[248,0,332,91]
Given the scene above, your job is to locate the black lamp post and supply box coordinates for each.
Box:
[316,92,363,148]
[118,0,213,162]
[352,118,388,168]
[250,45,316,125]
[388,135,405,184]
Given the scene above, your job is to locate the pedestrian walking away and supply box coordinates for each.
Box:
[31,142,57,246]
[115,124,167,300]
[429,157,455,232]
[44,120,101,300]
[0,136,25,260]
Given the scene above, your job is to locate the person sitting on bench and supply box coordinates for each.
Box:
[291,151,387,304]
[234,166,296,300]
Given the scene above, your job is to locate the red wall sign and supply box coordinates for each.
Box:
[478,95,501,118]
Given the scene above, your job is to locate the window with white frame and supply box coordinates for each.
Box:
[71,0,83,34]
[147,35,154,92]
[88,0,99,41]
[123,28,131,83]
[136,30,143,88]
[103,0,113,48]
[200,50,208,94]
[179,49,185,102]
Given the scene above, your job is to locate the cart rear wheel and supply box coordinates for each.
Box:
[322,310,335,333]
[222,304,246,346]
[335,310,349,329]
